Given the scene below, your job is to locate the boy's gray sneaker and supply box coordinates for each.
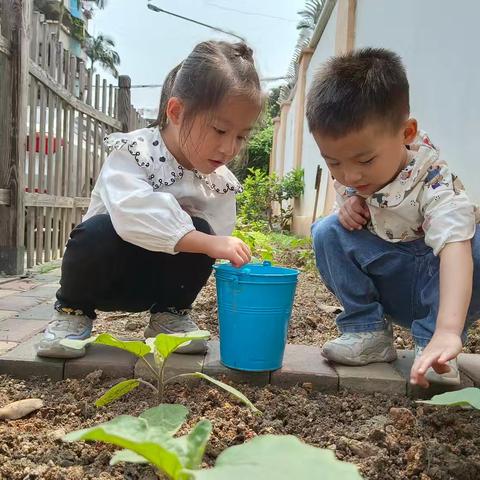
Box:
[144,311,207,354]
[414,345,461,386]
[36,311,93,359]
[322,324,397,365]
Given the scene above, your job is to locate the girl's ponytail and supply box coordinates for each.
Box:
[151,62,183,129]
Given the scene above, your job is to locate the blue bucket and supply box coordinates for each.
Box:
[213,261,299,371]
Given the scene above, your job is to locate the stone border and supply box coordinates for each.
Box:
[1,334,478,399]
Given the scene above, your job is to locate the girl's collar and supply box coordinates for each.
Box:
[105,128,243,194]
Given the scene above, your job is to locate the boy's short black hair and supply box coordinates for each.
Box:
[306,48,409,137]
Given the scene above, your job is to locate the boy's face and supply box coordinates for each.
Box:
[312,119,417,196]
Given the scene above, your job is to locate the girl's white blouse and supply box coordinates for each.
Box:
[83,127,242,254]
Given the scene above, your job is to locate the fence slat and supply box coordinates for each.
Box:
[83,68,93,197]
[35,17,49,264]
[52,40,64,260]
[44,32,57,263]
[92,74,100,183]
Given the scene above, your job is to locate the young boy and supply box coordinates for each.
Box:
[306,48,480,388]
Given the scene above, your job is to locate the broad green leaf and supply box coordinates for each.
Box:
[190,435,363,479]
[139,404,189,435]
[110,449,148,465]
[95,379,140,407]
[171,420,212,470]
[418,387,480,409]
[93,333,151,357]
[187,372,261,414]
[153,331,210,360]
[63,415,184,477]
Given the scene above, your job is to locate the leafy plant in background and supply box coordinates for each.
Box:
[233,228,274,262]
[246,122,274,173]
[60,332,259,413]
[237,167,304,232]
[272,168,305,231]
[237,167,275,229]
[418,387,480,409]
[84,33,121,77]
[63,403,363,479]
[269,233,316,271]
[230,89,279,181]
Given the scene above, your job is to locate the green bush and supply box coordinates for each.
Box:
[237,167,304,232]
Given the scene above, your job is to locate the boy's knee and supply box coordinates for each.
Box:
[472,226,480,273]
[311,214,342,253]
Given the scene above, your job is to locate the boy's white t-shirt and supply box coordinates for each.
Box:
[83,127,242,254]
[334,131,479,255]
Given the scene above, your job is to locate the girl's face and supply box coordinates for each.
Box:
[165,95,262,174]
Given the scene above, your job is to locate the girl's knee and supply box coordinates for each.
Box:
[67,214,120,257]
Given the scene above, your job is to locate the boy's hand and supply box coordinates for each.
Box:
[339,196,370,231]
[410,332,462,388]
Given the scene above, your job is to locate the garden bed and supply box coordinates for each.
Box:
[1,372,480,479]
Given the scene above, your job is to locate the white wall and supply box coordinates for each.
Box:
[298,1,338,219]
[355,0,480,202]
[283,93,298,174]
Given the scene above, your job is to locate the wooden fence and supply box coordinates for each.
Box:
[0,0,146,274]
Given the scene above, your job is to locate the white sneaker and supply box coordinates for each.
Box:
[144,311,207,354]
[322,323,397,365]
[414,345,461,386]
[36,311,93,359]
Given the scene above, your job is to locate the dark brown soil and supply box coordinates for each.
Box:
[1,372,480,480]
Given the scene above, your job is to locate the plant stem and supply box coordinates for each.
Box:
[137,378,158,394]
[140,356,159,378]
[158,361,166,404]
[163,373,194,385]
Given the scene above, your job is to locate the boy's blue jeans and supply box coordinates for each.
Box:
[312,215,480,347]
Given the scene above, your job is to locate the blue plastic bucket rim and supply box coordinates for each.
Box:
[213,260,299,278]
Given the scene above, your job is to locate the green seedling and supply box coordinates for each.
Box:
[417,387,480,409]
[61,332,259,413]
[63,404,363,480]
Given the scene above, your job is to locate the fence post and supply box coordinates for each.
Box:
[117,75,131,133]
[0,0,30,275]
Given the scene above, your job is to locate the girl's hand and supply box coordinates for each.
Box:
[206,236,251,267]
[175,231,251,267]
[410,331,462,388]
[339,196,370,231]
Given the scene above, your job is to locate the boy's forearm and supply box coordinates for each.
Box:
[436,240,473,335]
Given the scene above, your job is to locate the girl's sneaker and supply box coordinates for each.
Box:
[36,311,93,359]
[144,310,207,354]
[414,345,461,386]
[322,323,397,365]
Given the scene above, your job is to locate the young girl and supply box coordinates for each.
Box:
[37,40,264,359]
